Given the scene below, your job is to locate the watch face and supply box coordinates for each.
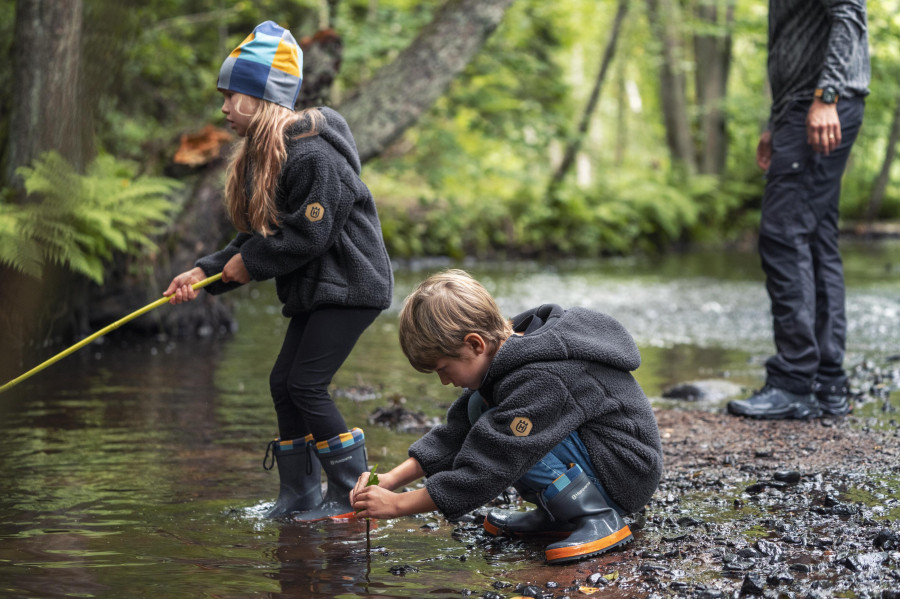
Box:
[821,87,838,103]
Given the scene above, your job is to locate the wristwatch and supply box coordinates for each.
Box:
[815,86,839,104]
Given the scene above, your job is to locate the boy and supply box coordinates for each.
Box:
[350,269,662,564]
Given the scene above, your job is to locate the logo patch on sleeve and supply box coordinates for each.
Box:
[305,202,325,222]
[510,417,533,437]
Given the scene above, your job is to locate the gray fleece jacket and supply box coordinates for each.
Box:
[409,304,663,521]
[196,107,393,315]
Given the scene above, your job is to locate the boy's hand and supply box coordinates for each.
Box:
[351,485,401,519]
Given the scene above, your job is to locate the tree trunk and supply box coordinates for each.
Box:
[548,0,628,196]
[866,94,900,222]
[6,0,93,185]
[645,0,696,173]
[693,0,734,176]
[338,0,516,164]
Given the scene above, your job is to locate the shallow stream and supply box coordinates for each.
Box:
[1,241,899,598]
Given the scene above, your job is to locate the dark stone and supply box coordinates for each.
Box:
[740,574,765,595]
[388,564,419,576]
[873,528,900,550]
[492,581,512,589]
[766,570,794,586]
[773,470,802,484]
[745,482,768,495]
[677,516,704,527]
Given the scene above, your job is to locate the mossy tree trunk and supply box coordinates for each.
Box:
[338,0,517,164]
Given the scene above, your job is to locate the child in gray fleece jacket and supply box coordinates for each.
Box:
[351,269,661,564]
[165,21,392,523]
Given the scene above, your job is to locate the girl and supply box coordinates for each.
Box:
[165,21,393,520]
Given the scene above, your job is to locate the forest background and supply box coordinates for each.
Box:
[1,0,899,377]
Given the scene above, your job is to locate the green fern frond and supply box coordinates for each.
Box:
[2,151,182,284]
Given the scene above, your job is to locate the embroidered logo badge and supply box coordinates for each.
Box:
[305,202,324,222]
[510,417,533,437]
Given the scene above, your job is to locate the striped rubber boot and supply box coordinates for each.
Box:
[263,434,323,518]
[292,428,367,521]
[542,466,633,564]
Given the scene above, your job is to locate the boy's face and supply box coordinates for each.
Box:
[432,334,493,390]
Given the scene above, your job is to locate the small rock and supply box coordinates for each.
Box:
[388,564,418,576]
[515,584,542,598]
[740,573,765,595]
[766,570,794,586]
[873,528,900,550]
[773,470,801,484]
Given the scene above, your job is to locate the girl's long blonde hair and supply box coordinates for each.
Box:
[225,98,324,235]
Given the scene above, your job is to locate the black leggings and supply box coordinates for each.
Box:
[269,306,381,441]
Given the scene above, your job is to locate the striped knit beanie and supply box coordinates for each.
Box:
[217,21,303,111]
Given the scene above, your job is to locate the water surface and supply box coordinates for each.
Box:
[1,242,899,598]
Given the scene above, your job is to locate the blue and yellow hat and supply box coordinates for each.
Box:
[217,21,303,111]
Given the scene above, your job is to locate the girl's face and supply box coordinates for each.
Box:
[220,91,259,137]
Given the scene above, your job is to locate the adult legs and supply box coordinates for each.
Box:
[729,99,864,419]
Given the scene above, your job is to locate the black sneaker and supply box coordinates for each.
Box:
[726,385,822,420]
[815,384,852,416]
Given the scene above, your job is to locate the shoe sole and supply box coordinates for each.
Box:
[727,404,822,420]
[545,526,633,564]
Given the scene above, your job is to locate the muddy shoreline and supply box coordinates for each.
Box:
[440,408,900,598]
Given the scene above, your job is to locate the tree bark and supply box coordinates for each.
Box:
[693,0,734,176]
[645,0,696,173]
[866,94,900,222]
[338,0,516,164]
[548,0,628,195]
[6,0,93,185]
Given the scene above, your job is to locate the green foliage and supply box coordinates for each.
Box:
[0,152,181,284]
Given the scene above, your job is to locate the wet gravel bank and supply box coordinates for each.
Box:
[442,410,900,598]
[367,361,900,598]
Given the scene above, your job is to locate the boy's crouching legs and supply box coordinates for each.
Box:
[542,467,632,564]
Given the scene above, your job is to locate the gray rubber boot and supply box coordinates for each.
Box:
[543,471,633,564]
[484,491,576,537]
[263,435,323,519]
[292,428,367,522]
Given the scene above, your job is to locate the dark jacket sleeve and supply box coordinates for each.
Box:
[409,391,475,477]
[238,140,356,282]
[818,0,869,95]
[195,232,252,295]
[422,368,582,521]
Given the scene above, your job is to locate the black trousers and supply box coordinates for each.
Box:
[269,306,381,441]
[759,97,865,393]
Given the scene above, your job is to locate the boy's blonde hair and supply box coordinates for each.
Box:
[226,101,324,236]
[399,269,513,373]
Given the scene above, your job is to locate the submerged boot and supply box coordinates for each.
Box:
[484,492,576,538]
[292,428,368,521]
[542,467,633,564]
[263,435,323,519]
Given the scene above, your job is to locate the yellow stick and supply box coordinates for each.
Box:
[0,272,223,394]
